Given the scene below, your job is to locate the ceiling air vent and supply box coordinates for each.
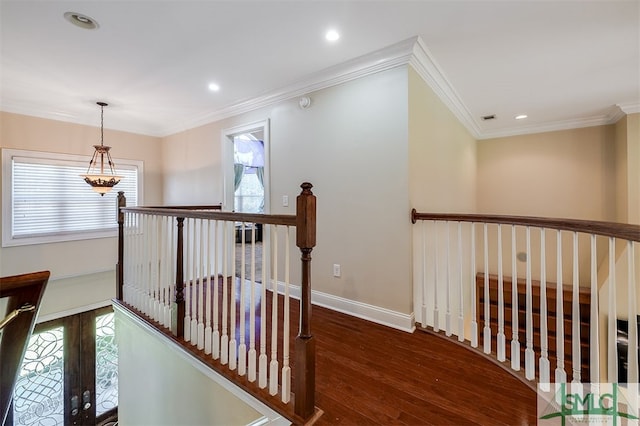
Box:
[481,114,496,121]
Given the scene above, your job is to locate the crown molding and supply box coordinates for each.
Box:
[408,37,482,139]
[477,114,618,140]
[161,37,419,136]
[175,44,640,139]
[618,102,640,115]
[5,35,636,140]
[607,105,627,124]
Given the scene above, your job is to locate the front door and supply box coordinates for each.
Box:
[8,306,118,426]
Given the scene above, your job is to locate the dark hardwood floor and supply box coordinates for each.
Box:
[309,304,537,425]
[122,274,537,425]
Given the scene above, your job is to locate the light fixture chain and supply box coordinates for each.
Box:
[100,104,104,146]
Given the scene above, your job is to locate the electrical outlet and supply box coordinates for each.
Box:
[333,264,341,278]
[282,195,289,207]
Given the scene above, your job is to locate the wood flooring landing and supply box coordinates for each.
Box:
[310,305,537,425]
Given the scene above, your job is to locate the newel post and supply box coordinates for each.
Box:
[116,191,126,300]
[174,217,185,337]
[294,182,316,419]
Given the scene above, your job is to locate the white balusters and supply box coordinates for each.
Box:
[197,219,205,350]
[525,226,535,380]
[212,220,220,360]
[229,221,237,371]
[204,220,212,355]
[483,223,491,354]
[282,227,292,403]
[572,232,581,384]
[497,224,505,361]
[627,242,638,416]
[539,228,550,389]
[457,222,464,343]
[238,223,247,376]
[470,222,478,348]
[555,231,566,386]
[190,219,199,345]
[184,219,192,342]
[269,225,279,396]
[589,234,599,384]
[421,222,428,328]
[511,225,520,372]
[120,209,305,409]
[445,223,452,336]
[248,224,257,383]
[163,216,172,328]
[259,224,268,389]
[433,221,439,332]
[607,237,616,383]
[221,221,230,365]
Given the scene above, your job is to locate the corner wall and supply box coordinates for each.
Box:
[161,67,413,321]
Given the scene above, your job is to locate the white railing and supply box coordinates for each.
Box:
[411,211,640,387]
[116,183,317,422]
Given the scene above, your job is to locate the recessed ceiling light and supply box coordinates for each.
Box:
[64,12,99,30]
[325,29,340,42]
[208,83,220,92]
[515,114,528,120]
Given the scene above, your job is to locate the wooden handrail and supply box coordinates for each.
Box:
[142,205,223,210]
[121,207,297,227]
[0,270,50,425]
[411,209,640,242]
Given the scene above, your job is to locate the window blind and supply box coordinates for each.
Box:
[11,157,138,240]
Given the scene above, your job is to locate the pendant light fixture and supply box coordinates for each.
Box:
[81,102,122,195]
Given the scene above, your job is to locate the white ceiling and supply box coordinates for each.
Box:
[1,1,638,139]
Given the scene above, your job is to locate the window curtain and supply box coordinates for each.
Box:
[255,167,264,188]
[255,167,265,212]
[234,164,245,192]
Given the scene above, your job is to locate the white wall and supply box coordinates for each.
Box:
[162,67,413,318]
[0,112,163,319]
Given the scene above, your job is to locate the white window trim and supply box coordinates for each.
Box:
[2,148,144,247]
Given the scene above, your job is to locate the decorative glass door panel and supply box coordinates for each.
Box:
[12,327,65,425]
[9,307,117,426]
[95,312,117,418]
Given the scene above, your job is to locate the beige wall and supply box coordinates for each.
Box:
[162,122,225,205]
[407,66,477,329]
[624,113,640,225]
[615,116,629,223]
[0,111,163,318]
[162,67,413,315]
[477,125,617,221]
[408,67,477,213]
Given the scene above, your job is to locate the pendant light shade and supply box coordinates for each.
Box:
[81,102,122,195]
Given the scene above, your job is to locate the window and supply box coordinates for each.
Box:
[234,169,264,213]
[2,149,142,247]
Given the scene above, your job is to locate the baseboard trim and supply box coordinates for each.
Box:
[272,280,415,333]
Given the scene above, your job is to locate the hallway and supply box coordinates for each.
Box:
[310,305,537,425]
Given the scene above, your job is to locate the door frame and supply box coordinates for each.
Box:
[221,119,271,213]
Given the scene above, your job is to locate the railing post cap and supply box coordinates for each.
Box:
[300,182,313,194]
